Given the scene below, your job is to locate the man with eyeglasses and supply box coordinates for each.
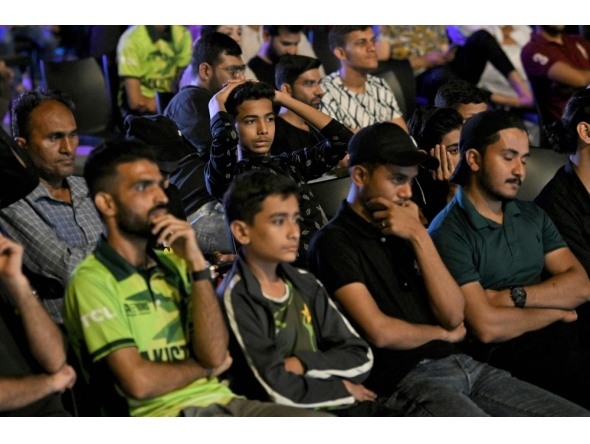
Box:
[165,32,246,159]
[163,32,247,257]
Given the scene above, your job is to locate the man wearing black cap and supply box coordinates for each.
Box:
[309,121,588,416]
[429,110,590,409]
[0,128,76,416]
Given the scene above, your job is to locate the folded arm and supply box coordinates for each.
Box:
[548,61,590,88]
[486,247,590,310]
[223,282,368,407]
[460,280,576,344]
[0,366,76,411]
[334,282,465,350]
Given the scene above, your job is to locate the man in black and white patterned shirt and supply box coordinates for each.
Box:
[319,26,407,134]
[0,91,102,323]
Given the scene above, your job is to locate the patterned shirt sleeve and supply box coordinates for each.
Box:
[281,119,352,181]
[205,111,240,200]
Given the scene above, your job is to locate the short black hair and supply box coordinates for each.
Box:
[408,106,464,150]
[263,25,304,38]
[328,26,372,51]
[225,81,275,117]
[191,32,242,79]
[434,80,489,109]
[275,55,322,89]
[546,89,590,154]
[84,139,158,201]
[199,25,223,38]
[12,89,75,140]
[223,169,299,226]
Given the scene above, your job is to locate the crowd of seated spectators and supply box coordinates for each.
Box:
[3,25,590,418]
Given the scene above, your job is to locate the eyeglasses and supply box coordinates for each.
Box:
[214,64,246,79]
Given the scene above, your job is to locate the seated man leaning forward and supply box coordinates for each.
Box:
[0,90,102,323]
[0,129,76,417]
[219,169,398,416]
[429,110,590,409]
[65,140,328,417]
[206,80,352,269]
[308,121,588,416]
[319,25,407,133]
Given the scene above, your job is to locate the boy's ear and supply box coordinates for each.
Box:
[230,220,250,245]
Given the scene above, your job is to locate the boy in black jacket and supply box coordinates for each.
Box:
[219,170,398,416]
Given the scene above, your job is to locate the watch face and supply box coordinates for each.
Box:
[511,286,527,307]
[513,287,526,298]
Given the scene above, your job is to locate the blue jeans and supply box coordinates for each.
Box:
[188,201,233,255]
[386,354,589,416]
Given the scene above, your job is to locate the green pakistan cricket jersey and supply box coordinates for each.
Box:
[65,237,234,416]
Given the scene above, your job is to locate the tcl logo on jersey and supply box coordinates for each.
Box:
[81,307,116,327]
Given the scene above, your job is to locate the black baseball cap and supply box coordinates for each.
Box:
[348,122,439,169]
[124,115,198,174]
[451,110,527,185]
[0,127,39,209]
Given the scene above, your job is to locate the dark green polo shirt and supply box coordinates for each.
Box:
[429,186,566,290]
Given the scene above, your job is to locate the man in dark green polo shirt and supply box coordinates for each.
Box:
[429,109,590,409]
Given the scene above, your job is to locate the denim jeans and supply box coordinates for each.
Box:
[386,354,589,416]
[188,201,233,255]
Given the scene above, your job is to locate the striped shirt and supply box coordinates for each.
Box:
[319,73,402,130]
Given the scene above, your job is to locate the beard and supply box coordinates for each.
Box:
[541,26,565,37]
[478,166,520,203]
[267,42,283,64]
[209,73,223,95]
[116,202,169,241]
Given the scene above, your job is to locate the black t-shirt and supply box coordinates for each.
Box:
[248,56,277,88]
[169,156,214,216]
[0,291,67,416]
[270,116,323,156]
[164,85,213,158]
[308,201,456,396]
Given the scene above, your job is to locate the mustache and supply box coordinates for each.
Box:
[505,177,522,186]
[148,204,169,217]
